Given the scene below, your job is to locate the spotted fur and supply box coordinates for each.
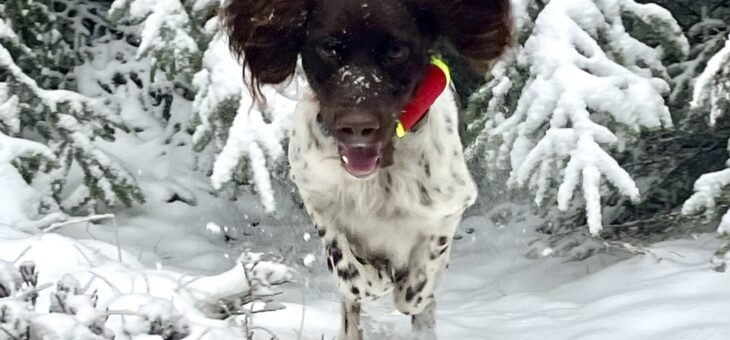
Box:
[289,86,477,338]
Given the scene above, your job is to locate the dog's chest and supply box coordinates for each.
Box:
[288,89,477,268]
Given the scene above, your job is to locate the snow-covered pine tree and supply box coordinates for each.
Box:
[0,2,143,218]
[108,0,217,100]
[589,0,730,241]
[191,32,298,212]
[1,0,74,90]
[682,35,730,270]
[465,0,689,235]
[110,0,298,212]
[690,35,730,127]
[669,0,729,115]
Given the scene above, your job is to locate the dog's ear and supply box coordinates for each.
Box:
[221,0,309,86]
[415,0,513,73]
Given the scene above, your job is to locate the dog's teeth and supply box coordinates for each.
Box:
[342,156,349,165]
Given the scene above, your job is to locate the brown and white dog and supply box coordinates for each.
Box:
[222,1,511,338]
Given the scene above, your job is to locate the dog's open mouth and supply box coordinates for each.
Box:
[339,144,381,178]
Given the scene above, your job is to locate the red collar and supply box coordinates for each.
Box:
[396,57,451,137]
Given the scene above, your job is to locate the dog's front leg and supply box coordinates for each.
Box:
[394,232,455,338]
[339,298,363,340]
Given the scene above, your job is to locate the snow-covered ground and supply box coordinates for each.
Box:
[255,218,730,340]
[1,6,728,338]
[2,171,729,340]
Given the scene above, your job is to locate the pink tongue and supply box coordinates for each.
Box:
[342,146,380,177]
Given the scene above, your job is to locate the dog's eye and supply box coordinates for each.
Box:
[316,40,340,60]
[385,45,410,65]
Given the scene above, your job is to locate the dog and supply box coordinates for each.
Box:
[222,0,511,338]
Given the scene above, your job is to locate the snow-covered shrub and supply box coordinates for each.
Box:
[0,0,73,89]
[667,1,729,113]
[0,6,144,217]
[0,260,23,298]
[465,0,688,235]
[105,295,190,339]
[107,0,297,212]
[1,234,295,339]
[0,129,64,231]
[108,0,218,97]
[191,33,298,212]
[682,37,730,232]
[0,260,35,339]
[587,1,730,245]
[690,35,730,125]
[683,37,730,266]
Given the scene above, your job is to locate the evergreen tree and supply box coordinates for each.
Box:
[0,1,143,218]
[108,0,297,212]
[464,0,688,235]
[682,36,730,270]
[668,0,729,115]
[190,33,298,212]
[108,0,218,100]
[601,0,730,240]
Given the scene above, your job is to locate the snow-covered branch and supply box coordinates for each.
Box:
[1,20,143,211]
[109,0,215,89]
[683,35,730,235]
[691,35,730,124]
[192,34,297,212]
[466,0,686,235]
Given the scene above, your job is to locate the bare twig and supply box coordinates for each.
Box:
[16,282,53,300]
[105,309,143,317]
[87,271,122,296]
[176,274,205,292]
[42,214,115,233]
[73,245,95,267]
[296,284,306,340]
[12,245,33,264]
[112,216,122,263]
[196,327,213,340]
[0,326,20,340]
[249,326,279,339]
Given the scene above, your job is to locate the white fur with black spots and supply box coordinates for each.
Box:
[289,86,477,340]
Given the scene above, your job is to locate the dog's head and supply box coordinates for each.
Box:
[223,0,512,178]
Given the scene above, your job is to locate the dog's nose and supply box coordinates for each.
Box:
[334,115,380,144]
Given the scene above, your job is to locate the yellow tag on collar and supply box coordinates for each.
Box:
[396,120,407,138]
[430,56,451,84]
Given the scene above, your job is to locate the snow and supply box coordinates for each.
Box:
[132,0,198,61]
[193,33,298,212]
[3,0,728,338]
[0,130,55,165]
[683,151,730,235]
[0,231,294,339]
[192,0,220,13]
[0,84,20,134]
[2,198,729,340]
[0,164,65,233]
[243,216,730,339]
[467,0,682,234]
[692,34,730,125]
[0,128,64,232]
[683,35,730,234]
[302,253,316,267]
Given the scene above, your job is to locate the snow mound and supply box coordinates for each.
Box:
[0,231,295,339]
